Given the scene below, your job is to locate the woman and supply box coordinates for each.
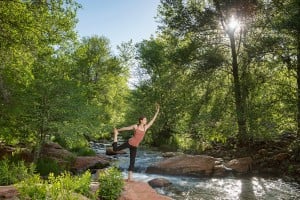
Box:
[112,104,160,181]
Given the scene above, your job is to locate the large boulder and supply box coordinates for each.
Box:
[148,178,172,188]
[119,181,171,200]
[41,142,75,162]
[0,144,33,162]
[0,186,18,200]
[72,155,111,173]
[106,147,127,156]
[40,142,112,173]
[146,155,216,177]
[225,157,253,173]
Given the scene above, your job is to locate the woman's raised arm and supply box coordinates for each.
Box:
[145,104,160,130]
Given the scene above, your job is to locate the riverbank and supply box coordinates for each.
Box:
[0,181,172,200]
[0,142,172,200]
[198,132,300,183]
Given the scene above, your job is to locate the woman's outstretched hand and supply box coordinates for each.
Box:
[155,103,160,111]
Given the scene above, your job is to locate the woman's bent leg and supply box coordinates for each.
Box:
[113,141,130,152]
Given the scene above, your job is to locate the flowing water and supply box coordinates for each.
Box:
[91,142,300,200]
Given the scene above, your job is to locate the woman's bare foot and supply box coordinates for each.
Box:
[113,128,119,142]
[126,171,133,182]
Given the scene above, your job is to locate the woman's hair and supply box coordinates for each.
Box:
[138,116,146,124]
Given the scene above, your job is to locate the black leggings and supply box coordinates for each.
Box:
[112,141,137,171]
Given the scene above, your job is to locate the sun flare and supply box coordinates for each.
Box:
[228,15,239,31]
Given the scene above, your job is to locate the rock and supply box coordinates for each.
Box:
[119,181,171,200]
[225,157,253,173]
[162,152,177,157]
[0,145,33,162]
[0,145,14,159]
[72,155,110,173]
[214,158,224,165]
[148,178,172,188]
[146,155,216,177]
[272,153,290,162]
[106,147,127,155]
[213,164,231,177]
[41,142,75,163]
[258,149,268,156]
[0,186,18,199]
[162,152,183,158]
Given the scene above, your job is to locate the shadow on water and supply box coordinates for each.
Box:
[239,177,256,200]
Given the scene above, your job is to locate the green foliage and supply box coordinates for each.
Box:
[98,167,124,200]
[36,158,63,176]
[16,171,93,200]
[128,0,300,150]
[16,175,47,200]
[0,158,35,185]
[0,1,130,154]
[1,0,300,156]
[71,146,96,156]
[47,171,92,199]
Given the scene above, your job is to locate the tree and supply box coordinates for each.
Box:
[0,0,79,155]
[271,0,300,137]
[156,0,291,144]
[71,36,130,140]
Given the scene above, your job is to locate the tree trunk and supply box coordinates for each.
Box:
[229,32,247,143]
[0,74,10,103]
[297,31,300,138]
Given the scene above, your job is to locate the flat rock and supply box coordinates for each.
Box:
[146,154,216,176]
[148,178,172,188]
[72,155,111,173]
[0,186,18,199]
[119,181,171,200]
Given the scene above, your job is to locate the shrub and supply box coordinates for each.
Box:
[36,157,62,176]
[72,146,96,156]
[16,175,47,199]
[98,167,124,200]
[0,158,35,185]
[16,171,93,200]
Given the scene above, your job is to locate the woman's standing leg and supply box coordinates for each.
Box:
[127,146,137,181]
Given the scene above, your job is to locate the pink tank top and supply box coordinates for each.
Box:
[128,128,145,147]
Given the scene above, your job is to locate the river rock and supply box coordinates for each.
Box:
[119,181,171,200]
[41,142,75,161]
[148,178,172,188]
[146,155,216,176]
[106,147,127,155]
[213,164,231,177]
[0,144,33,162]
[71,155,111,173]
[225,157,253,173]
[161,152,183,158]
[272,153,290,162]
[0,185,18,199]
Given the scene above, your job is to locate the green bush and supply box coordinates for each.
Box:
[36,157,63,176]
[98,167,124,200]
[16,171,93,200]
[16,175,47,199]
[48,171,92,199]
[72,146,96,156]
[0,158,35,185]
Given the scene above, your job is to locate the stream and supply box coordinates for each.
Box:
[91,142,300,200]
